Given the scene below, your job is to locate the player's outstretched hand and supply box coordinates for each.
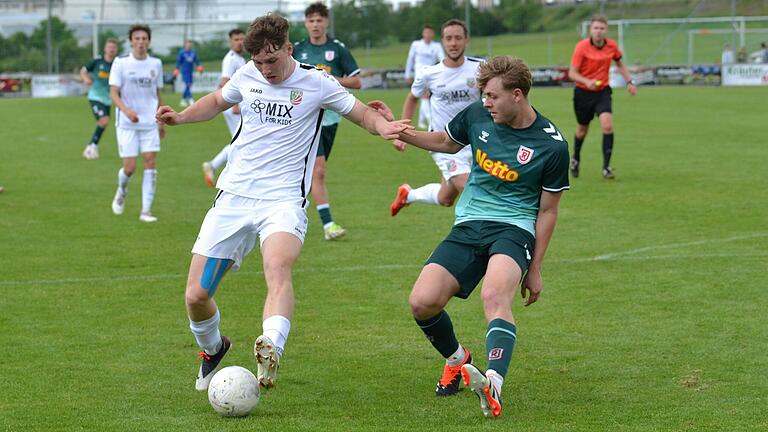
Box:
[125,109,139,123]
[627,83,638,96]
[521,268,542,307]
[156,105,182,126]
[367,100,394,121]
[377,119,415,140]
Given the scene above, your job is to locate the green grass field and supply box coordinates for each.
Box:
[1,85,767,431]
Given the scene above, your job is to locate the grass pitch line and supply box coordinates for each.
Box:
[592,232,768,261]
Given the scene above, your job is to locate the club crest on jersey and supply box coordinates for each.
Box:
[517,145,534,165]
[290,90,303,106]
[489,348,504,361]
[325,50,335,61]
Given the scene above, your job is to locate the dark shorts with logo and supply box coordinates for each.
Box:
[89,100,111,120]
[425,220,535,299]
[573,86,612,125]
[317,123,339,159]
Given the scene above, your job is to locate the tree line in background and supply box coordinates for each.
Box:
[0,0,591,73]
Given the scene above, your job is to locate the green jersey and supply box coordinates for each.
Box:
[292,38,360,126]
[84,57,113,105]
[445,101,570,235]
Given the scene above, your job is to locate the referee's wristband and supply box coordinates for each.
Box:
[627,80,635,86]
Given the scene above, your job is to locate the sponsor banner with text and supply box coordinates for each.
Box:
[722,64,768,86]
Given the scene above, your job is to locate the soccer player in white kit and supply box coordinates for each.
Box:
[391,19,481,217]
[405,25,445,129]
[109,24,165,223]
[201,29,247,187]
[155,15,412,392]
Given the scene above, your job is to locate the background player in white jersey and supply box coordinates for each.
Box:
[405,25,445,129]
[155,15,412,392]
[391,19,481,217]
[109,24,164,223]
[201,28,247,187]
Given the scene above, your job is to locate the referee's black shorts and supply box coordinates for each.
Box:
[573,86,612,126]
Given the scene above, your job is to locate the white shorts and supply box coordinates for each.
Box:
[223,109,241,137]
[431,145,473,181]
[116,127,160,158]
[191,191,309,270]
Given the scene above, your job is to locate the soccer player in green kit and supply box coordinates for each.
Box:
[80,38,119,160]
[292,2,361,240]
[389,56,570,418]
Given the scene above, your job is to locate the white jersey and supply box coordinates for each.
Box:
[219,59,356,202]
[109,53,163,130]
[221,49,246,80]
[405,39,445,80]
[411,57,482,132]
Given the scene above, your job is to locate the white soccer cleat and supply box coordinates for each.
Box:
[202,161,215,188]
[139,212,158,223]
[323,222,347,241]
[461,364,502,418]
[82,144,99,160]
[111,190,125,215]
[180,99,188,107]
[254,335,279,388]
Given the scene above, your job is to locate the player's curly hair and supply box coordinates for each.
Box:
[305,2,329,18]
[128,24,151,41]
[476,56,532,96]
[245,15,289,55]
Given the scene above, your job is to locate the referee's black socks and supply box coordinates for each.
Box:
[573,135,584,161]
[602,133,614,168]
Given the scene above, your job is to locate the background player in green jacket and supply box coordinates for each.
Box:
[80,38,118,160]
[292,2,361,241]
[390,56,570,419]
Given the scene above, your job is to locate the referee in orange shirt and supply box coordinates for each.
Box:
[568,15,637,179]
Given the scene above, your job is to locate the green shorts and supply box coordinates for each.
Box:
[425,220,535,299]
[317,123,339,160]
[89,100,111,120]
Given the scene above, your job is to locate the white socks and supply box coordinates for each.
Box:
[189,309,223,355]
[446,344,466,366]
[263,315,291,358]
[408,183,441,205]
[141,169,157,214]
[117,168,130,196]
[212,145,230,170]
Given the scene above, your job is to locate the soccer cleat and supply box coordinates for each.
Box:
[323,222,346,240]
[389,184,411,217]
[569,158,580,178]
[111,190,125,215]
[254,335,280,388]
[139,212,158,223]
[435,348,472,396]
[202,161,215,187]
[602,166,615,179]
[0,186,4,194]
[180,99,188,107]
[195,336,231,391]
[83,143,99,160]
[461,364,502,418]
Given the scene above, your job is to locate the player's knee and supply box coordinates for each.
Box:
[97,117,109,128]
[480,286,505,310]
[262,257,292,282]
[409,292,442,319]
[123,166,135,176]
[602,124,614,134]
[185,284,210,307]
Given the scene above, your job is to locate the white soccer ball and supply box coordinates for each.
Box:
[207,366,261,417]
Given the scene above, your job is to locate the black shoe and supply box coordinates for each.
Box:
[435,349,472,396]
[195,336,231,391]
[602,166,615,179]
[570,158,580,178]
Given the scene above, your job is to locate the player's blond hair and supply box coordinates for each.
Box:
[476,56,532,96]
[245,15,289,55]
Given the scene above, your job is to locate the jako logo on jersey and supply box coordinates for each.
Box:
[517,145,534,164]
[476,149,519,182]
[249,88,263,93]
[489,348,504,360]
[250,98,293,125]
[290,90,303,106]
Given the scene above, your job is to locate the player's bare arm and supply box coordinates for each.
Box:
[157,89,234,126]
[337,75,361,89]
[615,59,638,96]
[401,92,419,122]
[522,190,563,307]
[393,129,462,154]
[568,65,598,89]
[110,85,138,122]
[80,67,93,86]
[156,88,166,138]
[343,99,413,139]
